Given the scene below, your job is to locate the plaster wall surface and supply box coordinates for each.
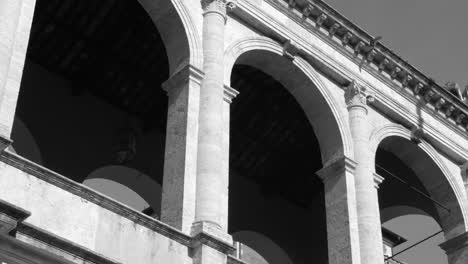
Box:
[0,161,190,264]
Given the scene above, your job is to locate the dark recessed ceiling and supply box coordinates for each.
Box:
[27,0,169,131]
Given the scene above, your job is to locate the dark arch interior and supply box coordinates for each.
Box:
[376,144,440,224]
[228,64,327,264]
[13,0,170,215]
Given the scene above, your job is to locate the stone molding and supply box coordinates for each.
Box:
[344,80,375,111]
[162,64,204,96]
[190,221,235,254]
[224,85,239,103]
[227,255,249,264]
[283,39,300,60]
[0,199,30,235]
[16,222,122,264]
[0,234,76,264]
[275,0,468,131]
[373,173,385,189]
[0,134,12,152]
[0,150,192,247]
[440,232,468,254]
[316,156,357,183]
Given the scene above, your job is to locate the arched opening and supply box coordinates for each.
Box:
[13,0,193,216]
[375,135,466,263]
[83,165,161,216]
[232,231,294,264]
[228,48,346,263]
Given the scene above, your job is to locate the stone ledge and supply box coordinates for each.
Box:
[191,222,235,254]
[0,199,30,235]
[227,255,249,264]
[0,134,12,152]
[440,232,468,254]
[17,222,121,264]
[0,234,76,264]
[0,150,192,247]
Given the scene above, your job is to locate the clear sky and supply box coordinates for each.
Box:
[325,0,468,89]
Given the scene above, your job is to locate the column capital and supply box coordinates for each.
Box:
[162,64,204,96]
[440,232,468,254]
[201,0,237,19]
[223,85,239,104]
[317,156,357,183]
[344,81,374,110]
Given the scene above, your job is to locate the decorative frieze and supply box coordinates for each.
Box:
[277,0,468,135]
[342,32,353,46]
[354,41,365,55]
[456,114,466,125]
[446,105,456,118]
[379,59,389,71]
[316,13,327,27]
[329,23,340,37]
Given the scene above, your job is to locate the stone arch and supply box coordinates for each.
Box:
[381,205,432,223]
[232,231,294,264]
[137,0,202,75]
[83,165,162,214]
[224,36,352,164]
[370,124,468,239]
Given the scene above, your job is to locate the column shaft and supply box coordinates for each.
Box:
[345,81,384,264]
[195,0,228,229]
[317,157,361,264]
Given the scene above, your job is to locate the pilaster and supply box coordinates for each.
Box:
[161,64,203,234]
[440,232,468,264]
[317,156,362,264]
[345,81,384,264]
[0,0,36,138]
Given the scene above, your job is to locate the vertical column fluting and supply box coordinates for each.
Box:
[195,0,230,230]
[345,81,384,264]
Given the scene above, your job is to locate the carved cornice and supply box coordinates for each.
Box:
[267,0,468,132]
[162,64,204,95]
[190,221,235,254]
[0,199,30,235]
[316,156,357,183]
[344,80,374,110]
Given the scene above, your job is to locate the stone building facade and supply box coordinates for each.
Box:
[0,0,468,263]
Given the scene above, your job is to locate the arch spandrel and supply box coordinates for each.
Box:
[370,124,468,240]
[224,36,353,164]
[137,0,202,75]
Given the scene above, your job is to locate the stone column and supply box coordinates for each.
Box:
[345,81,384,264]
[317,157,361,264]
[160,64,202,234]
[0,0,36,142]
[440,232,468,264]
[190,1,236,263]
[194,0,233,231]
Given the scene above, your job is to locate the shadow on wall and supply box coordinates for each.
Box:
[232,231,294,264]
[10,117,43,165]
[83,165,161,216]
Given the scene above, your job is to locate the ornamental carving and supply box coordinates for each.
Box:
[201,0,236,16]
[344,81,374,107]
